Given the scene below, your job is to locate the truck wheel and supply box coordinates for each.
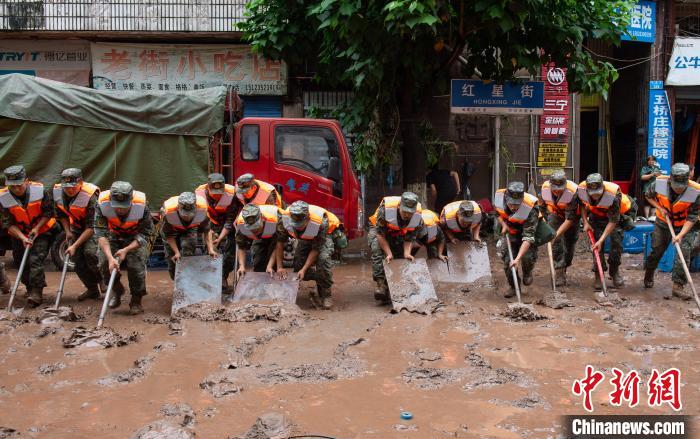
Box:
[51,232,76,272]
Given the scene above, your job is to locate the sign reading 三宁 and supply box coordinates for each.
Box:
[621,0,656,43]
[647,82,672,175]
[450,79,544,115]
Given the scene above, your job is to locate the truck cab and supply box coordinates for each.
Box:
[219,117,364,239]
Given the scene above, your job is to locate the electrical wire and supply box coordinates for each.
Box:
[583,45,656,63]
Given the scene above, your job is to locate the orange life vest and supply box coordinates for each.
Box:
[162,195,208,232]
[97,190,147,236]
[577,181,631,218]
[368,196,423,236]
[494,189,538,234]
[235,204,280,240]
[195,183,236,226]
[53,182,99,228]
[237,179,282,208]
[440,200,481,233]
[281,204,338,240]
[541,180,578,218]
[421,209,440,243]
[0,182,56,235]
[653,176,700,228]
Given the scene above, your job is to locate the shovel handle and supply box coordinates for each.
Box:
[53,255,70,309]
[97,257,120,328]
[504,232,522,304]
[663,216,700,312]
[547,242,557,291]
[6,243,32,312]
[587,230,608,297]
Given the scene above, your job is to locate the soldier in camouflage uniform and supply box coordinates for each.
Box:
[235,204,285,277]
[644,163,700,300]
[0,165,58,307]
[195,173,241,292]
[160,192,217,280]
[540,170,580,286]
[367,192,424,304]
[235,173,283,207]
[95,181,154,315]
[277,201,338,309]
[54,168,104,301]
[494,182,539,298]
[415,209,447,261]
[578,173,637,290]
[440,200,482,243]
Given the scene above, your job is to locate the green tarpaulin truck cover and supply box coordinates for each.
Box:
[0,73,226,207]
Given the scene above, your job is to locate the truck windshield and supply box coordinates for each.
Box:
[274,125,341,180]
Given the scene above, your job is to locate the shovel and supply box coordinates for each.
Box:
[587,230,609,298]
[504,234,523,304]
[546,242,559,293]
[97,257,120,328]
[6,233,35,314]
[663,216,700,312]
[52,255,70,309]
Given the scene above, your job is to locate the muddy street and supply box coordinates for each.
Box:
[0,245,698,438]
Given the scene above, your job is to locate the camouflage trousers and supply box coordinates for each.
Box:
[499,235,537,288]
[11,229,56,291]
[99,238,148,297]
[548,214,578,269]
[368,227,406,285]
[212,223,236,280]
[645,222,696,285]
[588,219,623,274]
[69,233,102,291]
[0,260,7,287]
[293,235,334,298]
[162,230,198,280]
[250,238,278,272]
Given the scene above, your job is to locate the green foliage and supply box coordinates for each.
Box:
[240,0,633,172]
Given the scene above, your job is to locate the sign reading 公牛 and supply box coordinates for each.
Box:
[450,79,544,115]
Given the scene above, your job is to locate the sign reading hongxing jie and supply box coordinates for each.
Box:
[91,42,287,95]
[450,79,545,115]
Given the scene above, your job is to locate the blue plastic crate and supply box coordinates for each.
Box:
[604,221,654,254]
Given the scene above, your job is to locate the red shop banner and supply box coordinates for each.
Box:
[539,64,570,142]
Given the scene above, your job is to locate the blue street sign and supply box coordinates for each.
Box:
[647,82,672,175]
[622,0,656,43]
[450,79,545,115]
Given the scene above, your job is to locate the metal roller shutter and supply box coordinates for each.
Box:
[242,96,282,118]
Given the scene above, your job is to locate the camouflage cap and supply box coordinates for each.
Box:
[399,192,419,213]
[288,200,310,229]
[236,173,256,195]
[109,181,134,208]
[177,192,197,212]
[241,204,262,230]
[207,173,226,194]
[60,168,83,188]
[3,165,27,186]
[505,181,525,204]
[549,170,567,190]
[585,173,604,195]
[458,200,475,217]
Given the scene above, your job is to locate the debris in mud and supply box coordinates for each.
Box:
[221,346,250,370]
[97,355,154,386]
[595,292,623,306]
[37,362,66,375]
[0,427,19,438]
[416,349,441,362]
[394,424,418,431]
[629,344,694,353]
[175,302,301,323]
[143,313,171,325]
[131,420,194,439]
[34,326,59,338]
[489,393,551,410]
[152,341,177,352]
[537,292,574,309]
[62,326,140,349]
[160,403,195,428]
[199,371,243,398]
[462,350,532,392]
[234,412,297,439]
[38,306,77,324]
[401,366,465,389]
[687,310,700,329]
[502,303,547,321]
[168,319,183,335]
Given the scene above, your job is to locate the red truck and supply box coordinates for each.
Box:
[212,117,365,239]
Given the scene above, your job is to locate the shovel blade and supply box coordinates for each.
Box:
[229,272,299,304]
[172,255,223,315]
[384,258,440,314]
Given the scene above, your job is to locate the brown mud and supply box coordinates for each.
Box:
[0,245,698,437]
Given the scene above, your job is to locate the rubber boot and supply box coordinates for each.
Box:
[555,268,567,287]
[374,280,390,304]
[522,270,533,286]
[672,282,692,301]
[129,294,144,315]
[643,269,654,288]
[611,271,624,288]
[503,287,516,299]
[108,281,125,309]
[0,277,10,295]
[26,288,43,308]
[308,290,321,308]
[78,285,100,301]
[593,272,602,291]
[322,297,333,310]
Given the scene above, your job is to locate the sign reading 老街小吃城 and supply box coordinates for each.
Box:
[666,38,700,86]
[91,42,287,95]
[621,0,656,44]
[450,79,544,115]
[647,81,672,175]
